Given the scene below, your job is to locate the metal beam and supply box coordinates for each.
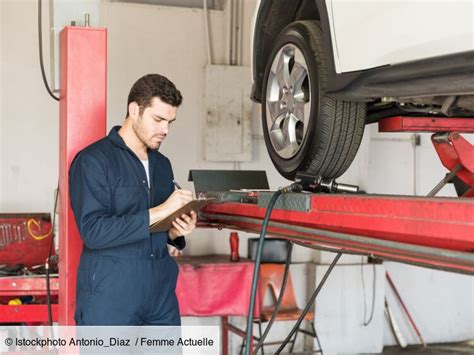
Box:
[58,26,107,325]
[379,116,474,133]
[199,193,474,274]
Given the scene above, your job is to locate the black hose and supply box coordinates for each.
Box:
[46,185,59,325]
[45,259,52,325]
[253,242,293,354]
[244,189,283,355]
[38,0,60,101]
[363,263,376,326]
[275,252,342,354]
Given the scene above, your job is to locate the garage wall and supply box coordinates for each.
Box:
[0,0,472,352]
[367,126,474,197]
[384,263,474,345]
[0,0,59,214]
[0,2,3,209]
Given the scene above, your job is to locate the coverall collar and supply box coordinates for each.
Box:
[108,125,129,150]
[107,125,158,166]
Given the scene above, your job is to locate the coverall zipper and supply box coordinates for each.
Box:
[124,148,155,259]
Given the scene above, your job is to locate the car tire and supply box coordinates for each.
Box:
[261,20,366,180]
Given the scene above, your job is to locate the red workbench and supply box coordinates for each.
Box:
[176,255,257,316]
[176,255,260,355]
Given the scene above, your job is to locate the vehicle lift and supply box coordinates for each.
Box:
[0,27,472,348]
[197,117,473,354]
[197,117,474,275]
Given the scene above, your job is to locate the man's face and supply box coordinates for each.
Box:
[131,97,177,150]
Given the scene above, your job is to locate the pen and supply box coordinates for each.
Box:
[172,180,182,190]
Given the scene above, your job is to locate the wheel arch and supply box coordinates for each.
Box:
[251,0,330,103]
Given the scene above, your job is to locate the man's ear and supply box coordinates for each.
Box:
[128,102,140,119]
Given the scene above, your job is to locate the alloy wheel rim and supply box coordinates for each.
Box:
[266,44,311,159]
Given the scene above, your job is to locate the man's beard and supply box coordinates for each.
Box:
[132,118,160,150]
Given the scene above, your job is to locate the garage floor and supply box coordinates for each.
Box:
[382,341,474,354]
[282,341,474,354]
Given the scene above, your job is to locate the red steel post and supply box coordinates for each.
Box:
[58,26,107,324]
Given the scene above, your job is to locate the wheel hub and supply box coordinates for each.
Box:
[282,86,295,113]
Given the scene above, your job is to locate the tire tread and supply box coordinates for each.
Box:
[293,21,366,179]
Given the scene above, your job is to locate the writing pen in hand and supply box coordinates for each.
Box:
[172,180,182,190]
[173,180,198,203]
[172,180,198,216]
[173,179,198,202]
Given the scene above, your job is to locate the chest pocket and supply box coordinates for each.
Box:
[152,182,174,205]
[112,186,147,215]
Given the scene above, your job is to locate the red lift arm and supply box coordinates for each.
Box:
[199,193,473,274]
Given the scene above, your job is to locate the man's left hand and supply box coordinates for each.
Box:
[168,210,197,239]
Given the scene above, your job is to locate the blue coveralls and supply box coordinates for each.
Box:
[69,126,185,325]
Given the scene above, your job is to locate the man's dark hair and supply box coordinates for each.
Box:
[126,74,182,117]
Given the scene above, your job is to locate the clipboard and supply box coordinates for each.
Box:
[149,198,214,233]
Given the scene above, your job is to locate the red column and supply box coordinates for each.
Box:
[58,26,107,325]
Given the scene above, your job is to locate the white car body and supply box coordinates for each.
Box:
[252,0,474,76]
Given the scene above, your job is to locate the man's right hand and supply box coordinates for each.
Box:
[149,189,193,225]
[163,190,193,212]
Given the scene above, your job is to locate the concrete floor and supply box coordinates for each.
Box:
[280,341,474,354]
[382,341,474,354]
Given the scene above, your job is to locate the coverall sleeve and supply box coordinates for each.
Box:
[69,152,150,249]
[167,236,186,250]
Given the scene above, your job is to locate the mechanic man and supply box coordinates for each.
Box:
[69,73,196,325]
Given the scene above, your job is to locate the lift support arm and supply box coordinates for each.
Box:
[198,192,474,274]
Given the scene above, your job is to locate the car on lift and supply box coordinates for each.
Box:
[251,0,474,181]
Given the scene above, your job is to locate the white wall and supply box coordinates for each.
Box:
[0,0,472,353]
[0,2,4,210]
[384,263,474,346]
[0,0,58,213]
[367,125,474,197]
[315,263,386,354]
